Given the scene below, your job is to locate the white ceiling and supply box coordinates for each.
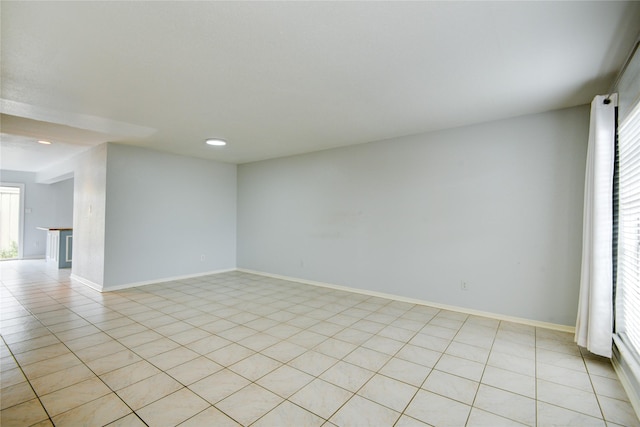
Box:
[1,1,639,171]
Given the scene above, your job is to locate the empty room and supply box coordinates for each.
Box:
[2,1,640,426]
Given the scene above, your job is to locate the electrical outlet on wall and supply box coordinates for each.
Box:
[461,281,469,291]
[200,254,205,261]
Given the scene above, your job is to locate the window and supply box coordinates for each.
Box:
[616,99,640,356]
[0,185,23,259]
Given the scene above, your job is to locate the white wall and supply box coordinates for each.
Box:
[238,105,589,326]
[103,144,236,289]
[0,170,74,258]
[72,144,108,286]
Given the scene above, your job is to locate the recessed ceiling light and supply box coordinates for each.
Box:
[205,138,227,147]
[37,140,52,145]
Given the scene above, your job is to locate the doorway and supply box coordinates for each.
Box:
[0,184,24,259]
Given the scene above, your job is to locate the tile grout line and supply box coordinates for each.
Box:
[2,280,149,426]
[0,328,55,426]
[3,266,634,427]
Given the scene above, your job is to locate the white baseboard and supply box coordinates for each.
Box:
[0,256,45,262]
[70,274,103,292]
[71,265,575,332]
[71,268,237,293]
[237,268,575,333]
[612,336,640,421]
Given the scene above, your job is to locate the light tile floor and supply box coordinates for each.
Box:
[0,260,638,427]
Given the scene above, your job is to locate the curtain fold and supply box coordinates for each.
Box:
[575,94,617,358]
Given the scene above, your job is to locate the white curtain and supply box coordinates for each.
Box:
[575,94,617,358]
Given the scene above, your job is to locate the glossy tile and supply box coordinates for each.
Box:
[404,390,471,426]
[29,363,95,396]
[254,400,324,427]
[289,378,353,419]
[474,384,536,426]
[130,337,181,358]
[409,333,451,352]
[537,348,587,373]
[85,349,141,375]
[445,341,490,364]
[598,395,640,427]
[467,407,528,426]
[287,330,327,348]
[359,374,417,412]
[147,346,199,371]
[481,365,535,398]
[537,361,593,392]
[99,360,161,391]
[0,398,49,427]
[12,343,70,366]
[74,340,127,362]
[118,329,164,347]
[491,340,536,361]
[187,335,232,355]
[215,383,283,426]
[434,354,485,382]
[289,350,339,376]
[343,347,390,371]
[584,356,618,379]
[136,388,209,426]
[378,357,431,387]
[105,413,148,427]
[7,334,60,354]
[536,402,605,427]
[205,343,255,366]
[54,324,101,341]
[116,372,183,410]
[0,381,36,410]
[21,352,83,380]
[167,328,211,346]
[262,340,307,362]
[394,414,432,426]
[178,406,241,427]
[228,353,281,381]
[395,344,441,368]
[64,332,113,352]
[0,365,24,389]
[422,369,479,405]
[166,356,222,385]
[40,377,111,416]
[104,323,149,339]
[314,337,358,359]
[361,335,405,355]
[591,374,631,401]
[256,365,315,398]
[51,393,130,427]
[330,395,401,427]
[189,369,251,404]
[487,349,536,377]
[537,379,602,418]
[320,360,375,392]
[1,264,636,427]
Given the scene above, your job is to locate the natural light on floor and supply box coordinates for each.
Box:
[0,260,637,426]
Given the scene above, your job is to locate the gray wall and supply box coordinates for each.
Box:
[103,144,237,288]
[72,144,108,286]
[0,170,74,258]
[238,105,589,326]
[51,179,74,228]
